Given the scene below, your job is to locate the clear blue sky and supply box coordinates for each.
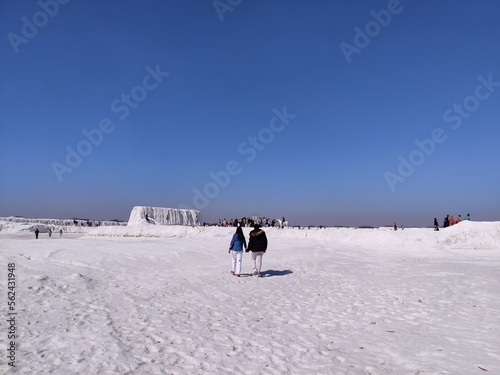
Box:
[1,0,499,226]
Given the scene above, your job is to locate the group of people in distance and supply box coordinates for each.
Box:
[228,224,268,278]
[34,227,63,238]
[216,216,286,228]
[434,213,471,231]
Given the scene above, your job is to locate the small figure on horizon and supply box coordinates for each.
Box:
[450,215,455,226]
[393,222,398,231]
[444,215,450,228]
[456,215,462,224]
[48,228,52,238]
[60,229,63,236]
[434,218,439,231]
[466,213,470,221]
[35,228,39,239]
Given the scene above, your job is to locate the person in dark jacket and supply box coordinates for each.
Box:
[443,215,450,228]
[246,224,268,277]
[434,218,439,231]
[35,228,39,239]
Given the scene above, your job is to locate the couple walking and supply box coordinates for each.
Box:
[228,224,268,277]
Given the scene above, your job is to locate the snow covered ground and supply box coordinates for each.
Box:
[0,217,125,235]
[1,220,499,374]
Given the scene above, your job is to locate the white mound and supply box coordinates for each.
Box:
[127,206,200,226]
[87,220,500,251]
[0,216,125,234]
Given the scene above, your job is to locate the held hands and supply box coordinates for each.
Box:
[228,249,231,254]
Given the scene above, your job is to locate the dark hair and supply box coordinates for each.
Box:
[235,226,244,241]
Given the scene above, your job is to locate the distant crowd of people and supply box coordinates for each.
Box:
[73,219,101,227]
[33,219,108,239]
[434,213,471,231]
[34,228,63,239]
[210,216,287,228]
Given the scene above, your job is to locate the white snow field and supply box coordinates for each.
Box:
[1,220,499,375]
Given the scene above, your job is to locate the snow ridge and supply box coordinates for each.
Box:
[127,206,200,226]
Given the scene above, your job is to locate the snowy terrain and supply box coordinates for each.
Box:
[127,206,200,226]
[1,220,499,374]
[0,216,125,234]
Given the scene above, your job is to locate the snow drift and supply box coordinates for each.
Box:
[0,216,125,234]
[84,220,500,251]
[127,206,200,226]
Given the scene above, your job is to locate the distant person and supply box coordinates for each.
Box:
[434,218,439,231]
[450,215,455,226]
[393,222,398,231]
[228,226,247,277]
[444,215,449,228]
[456,215,462,224]
[466,213,470,221]
[246,224,268,277]
[59,229,63,236]
[48,228,52,238]
[35,228,39,239]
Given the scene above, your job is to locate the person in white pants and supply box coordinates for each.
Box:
[251,251,264,276]
[228,226,247,277]
[231,250,243,276]
[246,224,268,277]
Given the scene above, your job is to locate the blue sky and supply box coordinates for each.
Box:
[1,0,499,226]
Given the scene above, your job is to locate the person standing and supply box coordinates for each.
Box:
[35,228,39,239]
[48,228,52,238]
[434,218,439,231]
[466,213,470,221]
[228,226,247,277]
[246,224,268,277]
[444,215,450,228]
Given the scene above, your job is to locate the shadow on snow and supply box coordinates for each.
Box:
[260,269,293,277]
